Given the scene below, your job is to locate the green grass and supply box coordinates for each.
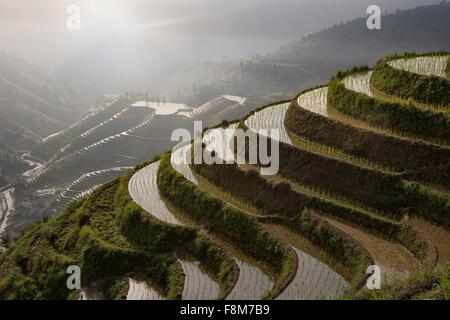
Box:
[371,52,450,108]
[157,151,295,297]
[1,52,449,300]
[0,177,181,300]
[347,263,450,300]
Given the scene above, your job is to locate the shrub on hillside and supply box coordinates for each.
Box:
[157,152,289,275]
[371,54,450,107]
[285,98,450,189]
[328,72,450,144]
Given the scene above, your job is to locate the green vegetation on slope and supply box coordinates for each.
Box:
[371,52,450,108]
[0,181,176,300]
[1,50,449,300]
[157,151,294,296]
[118,161,238,299]
[0,160,238,299]
[349,264,450,300]
[191,162,372,287]
[285,96,450,189]
[192,158,435,270]
[328,67,450,144]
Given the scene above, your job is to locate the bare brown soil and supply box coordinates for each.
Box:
[318,214,422,282]
[410,217,450,265]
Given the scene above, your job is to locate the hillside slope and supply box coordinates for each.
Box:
[185,3,450,105]
[0,52,449,300]
[0,53,84,148]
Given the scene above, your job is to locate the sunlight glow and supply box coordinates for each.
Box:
[85,0,134,30]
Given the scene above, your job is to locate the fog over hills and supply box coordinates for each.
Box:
[0,53,84,150]
[0,0,441,99]
[182,2,450,105]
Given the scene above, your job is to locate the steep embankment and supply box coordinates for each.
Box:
[160,148,293,299]
[329,65,450,146]
[283,53,450,279]
[241,104,424,281]
[128,160,233,300]
[186,128,353,299]
[0,52,448,300]
[288,87,450,269]
[0,174,190,300]
[371,53,450,110]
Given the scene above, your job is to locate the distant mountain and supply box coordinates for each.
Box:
[272,2,450,78]
[0,53,84,149]
[184,2,450,104]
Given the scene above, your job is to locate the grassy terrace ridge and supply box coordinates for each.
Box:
[0,176,179,300]
[0,159,240,300]
[191,153,435,270]
[328,66,450,145]
[118,160,239,299]
[157,151,296,298]
[239,125,408,217]
[191,164,370,290]
[287,90,450,191]
[0,52,449,300]
[238,119,449,227]
[190,161,369,286]
[371,52,450,109]
[349,264,450,300]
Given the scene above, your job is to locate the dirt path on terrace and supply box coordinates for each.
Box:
[410,217,450,265]
[317,214,422,284]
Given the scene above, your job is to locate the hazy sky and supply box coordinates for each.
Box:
[0,0,440,71]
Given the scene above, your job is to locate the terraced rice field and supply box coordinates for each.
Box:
[28,96,248,221]
[180,260,220,300]
[127,279,165,300]
[80,108,129,138]
[201,119,352,299]
[42,130,64,143]
[0,188,15,238]
[190,125,278,300]
[277,248,348,300]
[171,144,198,184]
[203,124,239,163]
[226,259,273,300]
[244,103,292,144]
[244,100,424,285]
[245,108,356,296]
[170,144,282,300]
[68,96,120,131]
[60,107,145,156]
[320,215,421,283]
[184,96,246,120]
[295,83,396,141]
[297,88,329,117]
[128,160,226,300]
[28,109,154,183]
[388,56,449,78]
[35,97,122,161]
[128,162,181,225]
[53,167,131,211]
[28,112,193,215]
[343,71,374,97]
